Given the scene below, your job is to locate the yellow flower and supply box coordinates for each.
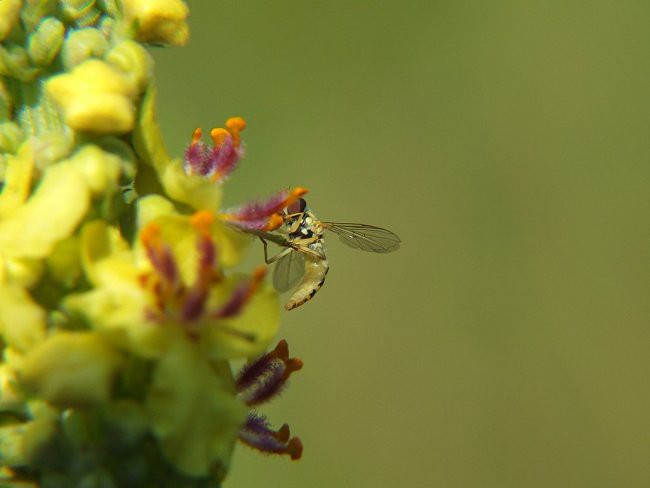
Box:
[123,0,190,46]
[65,197,279,360]
[46,59,138,134]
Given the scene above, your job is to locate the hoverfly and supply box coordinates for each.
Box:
[251,198,401,310]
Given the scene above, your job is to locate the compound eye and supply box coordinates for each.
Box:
[287,198,307,214]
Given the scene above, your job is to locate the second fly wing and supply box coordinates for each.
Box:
[273,249,306,292]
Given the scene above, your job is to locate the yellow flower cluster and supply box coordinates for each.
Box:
[0,0,291,484]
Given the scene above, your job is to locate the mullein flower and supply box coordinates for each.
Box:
[0,0,308,485]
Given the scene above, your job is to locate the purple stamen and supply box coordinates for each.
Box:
[212,282,249,319]
[238,413,303,460]
[184,142,212,176]
[236,352,279,391]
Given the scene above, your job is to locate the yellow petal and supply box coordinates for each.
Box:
[0,162,90,259]
[161,162,223,212]
[0,285,46,353]
[0,418,56,467]
[0,142,34,220]
[212,219,250,268]
[79,220,130,286]
[202,278,280,360]
[46,236,82,288]
[67,145,122,197]
[64,287,174,359]
[146,332,246,476]
[0,364,23,410]
[0,255,43,288]
[135,194,176,230]
[20,331,122,406]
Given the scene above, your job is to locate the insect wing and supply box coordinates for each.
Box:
[322,222,401,253]
[273,249,306,292]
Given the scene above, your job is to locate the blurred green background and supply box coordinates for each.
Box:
[153,1,650,487]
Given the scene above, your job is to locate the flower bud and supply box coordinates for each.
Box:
[60,0,101,27]
[123,0,189,46]
[61,27,109,70]
[106,40,154,92]
[0,45,39,82]
[27,17,65,66]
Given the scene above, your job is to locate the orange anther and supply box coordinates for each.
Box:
[210,127,230,147]
[281,187,309,210]
[191,128,202,145]
[226,117,246,146]
[252,266,267,281]
[274,424,291,443]
[271,339,289,360]
[226,116,246,133]
[263,213,284,231]
[292,187,309,198]
[140,222,161,247]
[286,358,303,374]
[287,437,303,460]
[190,211,214,233]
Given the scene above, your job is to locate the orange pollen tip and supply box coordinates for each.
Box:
[274,424,291,443]
[263,213,284,231]
[281,187,310,209]
[288,438,303,460]
[271,339,289,360]
[140,223,161,247]
[292,187,309,198]
[226,116,246,133]
[210,127,230,146]
[251,266,267,284]
[191,128,202,144]
[190,211,214,232]
[287,358,303,373]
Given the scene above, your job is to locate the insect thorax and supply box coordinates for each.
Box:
[287,209,324,243]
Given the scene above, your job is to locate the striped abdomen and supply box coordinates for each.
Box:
[285,254,329,311]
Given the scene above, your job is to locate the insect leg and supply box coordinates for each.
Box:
[259,237,294,264]
[292,242,326,260]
